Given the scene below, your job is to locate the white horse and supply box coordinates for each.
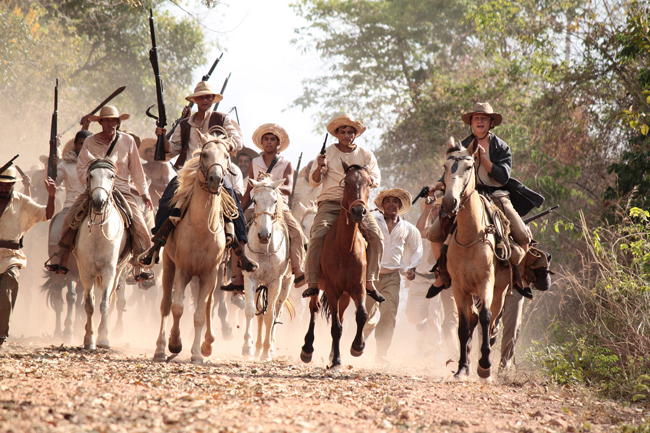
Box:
[74,159,129,349]
[243,177,295,360]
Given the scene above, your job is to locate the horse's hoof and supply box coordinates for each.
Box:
[84,343,96,350]
[153,352,166,362]
[190,355,203,365]
[201,342,213,357]
[242,346,254,357]
[222,327,233,341]
[350,343,365,357]
[477,365,492,379]
[97,343,110,350]
[300,349,313,364]
[168,342,182,354]
[328,363,342,372]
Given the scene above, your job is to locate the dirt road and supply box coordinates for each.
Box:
[0,343,643,432]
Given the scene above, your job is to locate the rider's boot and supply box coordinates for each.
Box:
[139,218,175,267]
[302,283,319,298]
[427,243,451,299]
[293,266,306,288]
[366,280,385,303]
[45,249,70,275]
[221,239,258,292]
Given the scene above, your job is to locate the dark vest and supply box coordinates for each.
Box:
[175,112,226,170]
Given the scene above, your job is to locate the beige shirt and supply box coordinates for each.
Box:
[77,132,149,198]
[168,110,243,161]
[251,155,292,204]
[56,160,85,208]
[309,144,380,203]
[0,191,48,273]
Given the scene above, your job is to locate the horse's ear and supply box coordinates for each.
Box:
[271,179,285,190]
[249,178,260,189]
[341,159,350,172]
[446,137,456,151]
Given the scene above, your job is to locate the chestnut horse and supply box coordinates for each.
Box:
[442,137,511,380]
[300,162,371,370]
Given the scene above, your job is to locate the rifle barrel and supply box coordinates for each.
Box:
[0,155,19,176]
[214,72,231,111]
[320,133,328,155]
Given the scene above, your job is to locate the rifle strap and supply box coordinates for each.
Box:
[266,155,279,174]
[105,132,120,158]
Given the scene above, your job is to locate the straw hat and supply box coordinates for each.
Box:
[139,138,157,159]
[252,124,290,153]
[185,81,223,104]
[88,105,131,122]
[236,147,259,161]
[39,147,62,165]
[374,188,412,215]
[0,166,18,183]
[326,114,366,136]
[461,102,502,127]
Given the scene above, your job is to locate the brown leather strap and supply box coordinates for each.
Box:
[0,240,20,250]
[174,112,226,170]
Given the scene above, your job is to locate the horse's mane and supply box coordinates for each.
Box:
[344,164,368,173]
[303,200,318,217]
[88,158,116,174]
[446,146,463,154]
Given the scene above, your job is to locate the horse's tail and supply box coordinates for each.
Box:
[319,291,331,322]
[283,297,296,321]
[40,270,62,309]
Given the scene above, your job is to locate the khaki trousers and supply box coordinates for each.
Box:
[427,193,531,248]
[244,207,305,270]
[364,271,401,357]
[59,190,151,257]
[497,288,524,369]
[305,200,383,284]
[0,267,19,344]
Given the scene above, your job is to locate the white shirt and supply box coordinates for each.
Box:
[227,163,245,197]
[375,213,423,274]
[309,144,380,203]
[0,191,47,273]
[168,110,243,161]
[250,155,292,204]
[55,159,85,208]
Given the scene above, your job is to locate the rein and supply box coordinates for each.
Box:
[247,186,287,256]
[86,160,123,240]
[340,199,367,225]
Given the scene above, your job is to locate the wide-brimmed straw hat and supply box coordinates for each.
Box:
[252,124,290,153]
[461,102,502,127]
[0,166,18,183]
[374,188,412,215]
[89,105,131,122]
[139,138,157,159]
[326,114,366,136]
[185,81,223,104]
[236,147,259,161]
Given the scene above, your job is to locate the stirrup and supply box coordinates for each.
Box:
[138,247,160,268]
[45,254,69,275]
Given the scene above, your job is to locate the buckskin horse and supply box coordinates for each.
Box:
[442,137,511,380]
[152,129,233,364]
[300,162,371,370]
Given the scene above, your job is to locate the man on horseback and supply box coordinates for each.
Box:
[0,164,57,347]
[364,188,423,362]
[226,123,306,291]
[51,105,154,282]
[139,81,257,277]
[301,114,385,302]
[426,102,545,297]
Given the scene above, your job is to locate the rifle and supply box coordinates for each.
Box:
[213,72,231,112]
[411,186,430,205]
[165,53,223,140]
[228,106,240,125]
[320,133,329,155]
[288,152,303,208]
[523,205,559,225]
[59,86,126,137]
[145,8,167,162]
[48,79,59,179]
[0,155,19,177]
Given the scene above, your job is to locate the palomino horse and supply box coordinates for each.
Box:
[442,137,511,380]
[242,176,295,360]
[74,159,129,349]
[153,129,232,364]
[300,162,371,370]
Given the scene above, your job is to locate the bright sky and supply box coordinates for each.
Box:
[181,0,331,170]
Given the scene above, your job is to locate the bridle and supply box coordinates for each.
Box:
[197,141,228,194]
[339,166,371,224]
[247,185,286,256]
[445,153,476,216]
[86,160,122,240]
